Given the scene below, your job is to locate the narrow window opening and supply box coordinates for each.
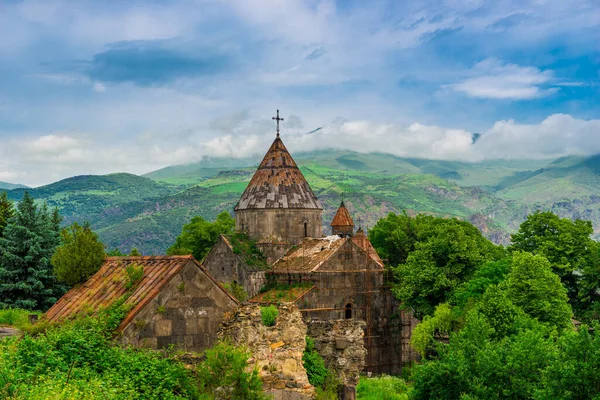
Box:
[345,303,352,319]
[304,222,308,237]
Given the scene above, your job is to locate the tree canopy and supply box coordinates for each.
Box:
[52,222,106,286]
[373,213,502,316]
[167,211,236,261]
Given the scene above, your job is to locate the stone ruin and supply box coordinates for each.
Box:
[218,303,367,400]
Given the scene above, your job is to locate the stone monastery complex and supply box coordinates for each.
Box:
[44,111,420,397]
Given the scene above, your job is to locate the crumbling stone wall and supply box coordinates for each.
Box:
[218,303,314,400]
[307,319,367,397]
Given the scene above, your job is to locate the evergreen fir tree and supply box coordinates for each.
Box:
[0,192,14,238]
[0,192,65,310]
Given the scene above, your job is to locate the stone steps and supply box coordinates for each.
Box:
[0,327,21,339]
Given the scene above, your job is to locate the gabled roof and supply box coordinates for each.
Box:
[234,137,322,210]
[270,236,347,272]
[352,228,384,267]
[44,255,237,329]
[331,201,354,227]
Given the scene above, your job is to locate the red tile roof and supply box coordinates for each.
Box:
[331,201,354,227]
[235,137,322,210]
[44,255,237,330]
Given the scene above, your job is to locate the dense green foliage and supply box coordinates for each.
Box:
[0,192,66,310]
[52,222,106,285]
[302,337,340,400]
[373,210,600,399]
[509,211,599,316]
[503,252,572,331]
[0,308,266,400]
[196,341,264,400]
[303,337,329,387]
[371,213,502,316]
[260,305,279,327]
[167,211,235,261]
[0,307,199,399]
[356,375,410,400]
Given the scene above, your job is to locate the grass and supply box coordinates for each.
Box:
[356,375,411,400]
[0,309,40,331]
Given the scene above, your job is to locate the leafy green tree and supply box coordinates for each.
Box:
[52,222,106,286]
[476,284,523,339]
[129,247,141,256]
[0,192,65,310]
[411,310,556,400]
[453,257,512,310]
[0,192,14,238]
[503,252,572,331]
[390,215,501,316]
[167,211,235,261]
[538,322,600,400]
[410,303,454,357]
[509,211,595,307]
[369,211,420,266]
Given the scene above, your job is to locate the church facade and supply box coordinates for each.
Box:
[203,118,419,374]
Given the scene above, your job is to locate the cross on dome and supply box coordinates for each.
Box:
[272,109,284,138]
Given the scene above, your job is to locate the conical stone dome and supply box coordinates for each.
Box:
[235,137,322,211]
[234,135,323,245]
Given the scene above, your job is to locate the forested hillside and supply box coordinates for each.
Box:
[4,151,600,255]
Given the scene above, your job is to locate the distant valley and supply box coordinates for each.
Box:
[4,150,600,255]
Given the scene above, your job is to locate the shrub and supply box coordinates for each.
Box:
[196,341,265,400]
[125,264,144,290]
[356,375,410,400]
[0,309,199,400]
[303,337,329,388]
[223,282,248,302]
[260,305,278,327]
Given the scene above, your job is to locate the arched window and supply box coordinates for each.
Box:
[345,303,352,319]
[304,222,308,237]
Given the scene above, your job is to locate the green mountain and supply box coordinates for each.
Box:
[0,181,28,190]
[4,152,600,255]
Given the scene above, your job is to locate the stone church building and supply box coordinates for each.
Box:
[43,113,418,379]
[203,122,419,374]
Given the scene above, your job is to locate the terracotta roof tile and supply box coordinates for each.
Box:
[44,255,237,330]
[235,137,322,210]
[331,202,354,227]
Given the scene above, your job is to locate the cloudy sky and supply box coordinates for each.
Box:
[0,0,598,186]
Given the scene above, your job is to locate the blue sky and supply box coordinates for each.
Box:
[0,0,598,186]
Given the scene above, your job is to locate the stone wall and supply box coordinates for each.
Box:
[307,319,367,390]
[218,303,314,400]
[120,261,238,352]
[202,236,267,299]
[236,209,323,245]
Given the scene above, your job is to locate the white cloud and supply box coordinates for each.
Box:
[2,113,600,186]
[446,58,557,100]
